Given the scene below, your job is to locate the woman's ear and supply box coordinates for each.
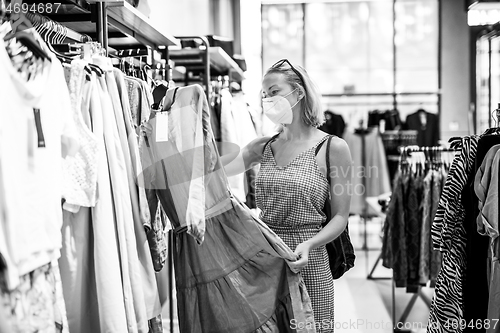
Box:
[297,86,306,100]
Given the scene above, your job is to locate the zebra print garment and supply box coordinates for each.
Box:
[427,136,479,333]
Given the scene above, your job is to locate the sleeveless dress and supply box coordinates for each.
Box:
[256,135,335,332]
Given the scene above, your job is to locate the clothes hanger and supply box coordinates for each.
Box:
[4,8,51,62]
[482,105,500,135]
[33,16,75,65]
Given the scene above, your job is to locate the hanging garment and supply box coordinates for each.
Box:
[114,69,167,273]
[344,129,391,216]
[405,172,424,292]
[0,262,69,333]
[140,84,315,333]
[474,145,500,333]
[126,76,152,129]
[429,170,444,286]
[0,26,78,289]
[61,60,99,213]
[419,170,444,286]
[419,170,435,285]
[256,134,335,333]
[320,111,346,137]
[404,110,440,147]
[463,136,500,332]
[97,68,145,333]
[368,109,403,131]
[59,72,129,333]
[219,88,246,201]
[231,92,259,208]
[382,171,409,287]
[105,66,162,322]
[427,136,480,333]
[114,69,151,228]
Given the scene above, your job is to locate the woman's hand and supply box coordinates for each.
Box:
[287,242,312,274]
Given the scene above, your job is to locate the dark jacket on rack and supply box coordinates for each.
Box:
[319,110,346,137]
[368,109,403,131]
[404,110,439,147]
[462,135,500,332]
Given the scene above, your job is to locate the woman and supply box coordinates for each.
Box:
[222,59,353,332]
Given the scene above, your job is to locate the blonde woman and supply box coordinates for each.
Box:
[222,59,353,332]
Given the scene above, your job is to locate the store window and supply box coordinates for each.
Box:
[304,1,394,95]
[476,34,500,134]
[261,0,439,120]
[395,0,438,93]
[262,4,304,69]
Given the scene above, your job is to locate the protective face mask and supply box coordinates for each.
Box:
[262,89,301,125]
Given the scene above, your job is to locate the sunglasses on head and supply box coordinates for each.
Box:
[271,59,305,87]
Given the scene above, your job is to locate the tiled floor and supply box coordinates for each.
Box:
[161,216,434,332]
[334,216,432,333]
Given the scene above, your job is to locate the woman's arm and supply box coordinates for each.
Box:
[221,136,273,177]
[306,137,352,249]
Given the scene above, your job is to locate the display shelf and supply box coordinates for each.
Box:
[169,46,245,81]
[24,0,179,49]
[105,1,179,48]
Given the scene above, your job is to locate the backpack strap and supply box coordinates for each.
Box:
[315,135,334,184]
[325,136,332,185]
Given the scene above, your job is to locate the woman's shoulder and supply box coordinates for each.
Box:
[247,135,277,155]
[326,135,352,163]
[316,131,350,158]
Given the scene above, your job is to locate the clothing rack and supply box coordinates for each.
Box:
[169,35,245,98]
[397,145,458,154]
[19,2,178,332]
[381,145,458,332]
[25,11,91,43]
[169,36,211,98]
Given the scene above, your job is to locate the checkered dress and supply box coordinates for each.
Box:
[256,135,335,332]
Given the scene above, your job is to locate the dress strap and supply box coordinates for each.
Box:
[262,133,280,154]
[314,135,334,156]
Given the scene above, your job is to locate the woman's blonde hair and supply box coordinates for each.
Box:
[265,60,325,127]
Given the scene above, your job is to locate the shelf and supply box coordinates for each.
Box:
[24,0,179,49]
[169,46,245,81]
[105,1,179,48]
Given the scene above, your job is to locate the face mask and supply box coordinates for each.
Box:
[262,89,301,125]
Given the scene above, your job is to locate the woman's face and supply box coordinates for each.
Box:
[261,72,296,99]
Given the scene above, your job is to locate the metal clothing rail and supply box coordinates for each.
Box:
[170,36,211,98]
[375,145,457,332]
[25,11,91,43]
[397,146,459,154]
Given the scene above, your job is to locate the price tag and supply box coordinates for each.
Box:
[155,112,169,142]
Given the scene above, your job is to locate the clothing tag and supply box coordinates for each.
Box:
[33,108,45,148]
[155,112,169,142]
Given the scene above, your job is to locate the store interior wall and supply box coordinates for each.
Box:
[147,0,239,43]
[440,0,471,142]
[147,0,472,143]
[148,0,212,38]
